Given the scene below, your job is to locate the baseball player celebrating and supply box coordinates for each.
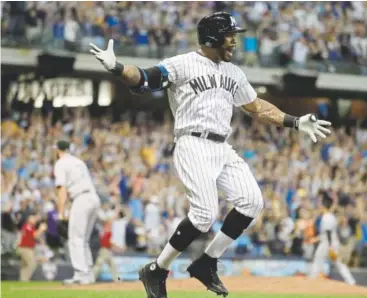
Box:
[54,140,101,285]
[310,194,356,285]
[90,12,332,298]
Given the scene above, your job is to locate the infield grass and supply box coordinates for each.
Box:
[1,282,365,298]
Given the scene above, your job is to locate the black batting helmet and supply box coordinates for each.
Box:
[197,12,246,48]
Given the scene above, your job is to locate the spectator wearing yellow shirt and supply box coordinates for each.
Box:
[2,119,22,137]
[140,140,156,169]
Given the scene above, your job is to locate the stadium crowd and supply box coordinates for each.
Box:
[2,108,367,276]
[1,1,367,73]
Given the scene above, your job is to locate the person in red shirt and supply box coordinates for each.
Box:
[17,213,47,281]
[93,219,124,281]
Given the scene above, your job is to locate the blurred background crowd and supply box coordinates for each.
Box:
[1,1,367,74]
[1,0,367,283]
[2,108,367,271]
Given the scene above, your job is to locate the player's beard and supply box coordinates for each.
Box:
[219,47,234,62]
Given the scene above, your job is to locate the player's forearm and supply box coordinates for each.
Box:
[113,63,141,86]
[56,186,68,217]
[242,98,297,128]
[251,99,285,126]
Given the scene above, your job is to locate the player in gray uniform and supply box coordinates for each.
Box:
[310,194,356,285]
[90,12,332,298]
[54,141,101,285]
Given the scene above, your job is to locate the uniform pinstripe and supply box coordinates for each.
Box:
[160,51,263,232]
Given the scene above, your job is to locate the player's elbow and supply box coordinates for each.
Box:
[129,66,169,95]
[241,97,262,114]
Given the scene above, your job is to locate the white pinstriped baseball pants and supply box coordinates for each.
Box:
[174,135,264,233]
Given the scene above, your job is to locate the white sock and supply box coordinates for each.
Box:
[205,230,235,258]
[156,243,181,270]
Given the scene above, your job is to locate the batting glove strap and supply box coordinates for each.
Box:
[110,62,124,77]
[283,114,299,129]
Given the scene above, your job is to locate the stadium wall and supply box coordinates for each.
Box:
[1,256,329,282]
[2,256,367,286]
[2,47,367,94]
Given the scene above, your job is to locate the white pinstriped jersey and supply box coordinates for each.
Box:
[159,51,257,137]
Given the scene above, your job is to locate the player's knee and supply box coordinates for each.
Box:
[254,192,264,216]
[68,236,84,247]
[234,187,264,218]
[189,207,218,233]
[251,188,264,217]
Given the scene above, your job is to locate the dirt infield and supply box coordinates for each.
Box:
[54,276,367,296]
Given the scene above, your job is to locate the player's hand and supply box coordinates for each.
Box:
[298,114,331,143]
[89,39,116,71]
[328,248,338,261]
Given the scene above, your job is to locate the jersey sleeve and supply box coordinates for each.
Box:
[233,71,257,107]
[158,55,184,86]
[54,161,66,187]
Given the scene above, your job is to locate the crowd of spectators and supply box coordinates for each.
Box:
[1,1,367,73]
[1,107,367,273]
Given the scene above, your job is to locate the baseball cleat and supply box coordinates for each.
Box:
[63,278,95,285]
[139,261,169,298]
[63,273,95,286]
[79,279,95,285]
[187,254,229,297]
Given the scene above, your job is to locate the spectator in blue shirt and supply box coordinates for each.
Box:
[104,9,119,41]
[243,32,258,66]
[127,25,149,46]
[2,154,16,172]
[52,13,64,49]
[128,194,144,222]
[119,171,129,204]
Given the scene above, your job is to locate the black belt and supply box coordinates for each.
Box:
[190,132,226,143]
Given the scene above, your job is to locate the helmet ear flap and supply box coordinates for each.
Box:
[205,36,219,48]
[203,34,222,48]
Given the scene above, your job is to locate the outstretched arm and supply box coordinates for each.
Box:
[242,97,332,142]
[89,39,169,93]
[116,65,142,87]
[89,39,140,86]
[241,98,287,126]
